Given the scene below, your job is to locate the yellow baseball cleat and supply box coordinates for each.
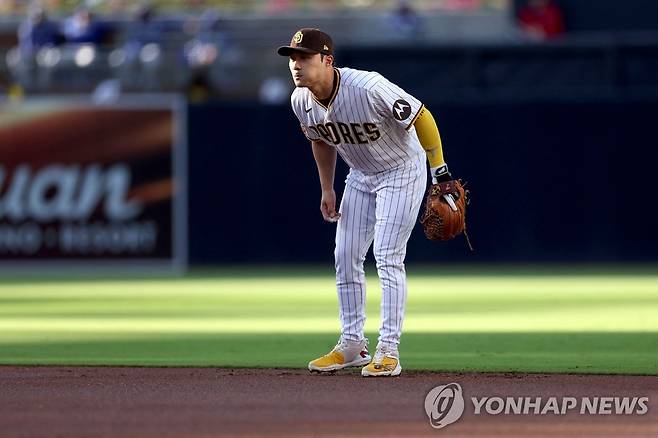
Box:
[361,345,402,377]
[308,337,371,373]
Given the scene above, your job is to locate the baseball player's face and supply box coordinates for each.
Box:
[288,52,329,87]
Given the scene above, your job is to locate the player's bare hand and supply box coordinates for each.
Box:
[320,190,341,223]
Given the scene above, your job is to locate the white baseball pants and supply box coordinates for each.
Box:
[334,155,426,349]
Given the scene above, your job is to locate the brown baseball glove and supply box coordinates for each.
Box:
[420,179,471,248]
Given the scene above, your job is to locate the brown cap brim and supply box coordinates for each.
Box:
[277,46,320,56]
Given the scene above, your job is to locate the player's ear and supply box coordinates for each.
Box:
[325,54,334,67]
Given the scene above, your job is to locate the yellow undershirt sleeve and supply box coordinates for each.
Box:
[413,107,445,168]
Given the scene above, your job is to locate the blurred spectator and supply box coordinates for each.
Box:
[183,8,227,64]
[186,71,213,103]
[183,9,227,100]
[62,7,110,44]
[123,4,164,61]
[17,6,62,56]
[388,0,424,40]
[517,0,565,39]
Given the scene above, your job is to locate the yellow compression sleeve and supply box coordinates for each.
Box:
[413,107,445,168]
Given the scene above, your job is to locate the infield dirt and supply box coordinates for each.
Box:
[0,366,655,437]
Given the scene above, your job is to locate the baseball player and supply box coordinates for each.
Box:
[278,28,453,377]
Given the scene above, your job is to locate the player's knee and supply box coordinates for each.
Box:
[335,247,366,279]
[374,248,406,273]
[375,259,404,273]
[334,247,352,274]
[373,245,403,264]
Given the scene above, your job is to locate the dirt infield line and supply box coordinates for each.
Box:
[0,367,655,437]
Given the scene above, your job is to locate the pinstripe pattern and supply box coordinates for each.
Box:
[291,66,428,350]
[291,67,426,174]
[335,155,426,347]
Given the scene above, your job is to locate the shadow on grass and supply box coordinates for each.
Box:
[0,332,656,375]
[0,264,656,284]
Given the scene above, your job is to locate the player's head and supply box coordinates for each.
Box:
[277,28,334,88]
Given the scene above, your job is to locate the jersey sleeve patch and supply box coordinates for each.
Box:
[392,99,412,121]
[370,78,423,131]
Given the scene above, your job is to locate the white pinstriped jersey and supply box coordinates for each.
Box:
[291,67,426,174]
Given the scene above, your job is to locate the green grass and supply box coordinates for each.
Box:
[0,266,656,374]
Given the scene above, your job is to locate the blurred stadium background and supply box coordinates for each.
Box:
[0,1,656,372]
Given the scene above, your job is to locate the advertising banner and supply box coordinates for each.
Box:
[0,96,186,272]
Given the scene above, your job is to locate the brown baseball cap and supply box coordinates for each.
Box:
[277,28,333,56]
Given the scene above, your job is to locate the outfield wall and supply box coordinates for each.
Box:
[188,98,658,264]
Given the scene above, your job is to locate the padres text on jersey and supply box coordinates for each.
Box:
[291,67,426,173]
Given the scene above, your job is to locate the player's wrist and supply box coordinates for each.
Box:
[430,163,452,184]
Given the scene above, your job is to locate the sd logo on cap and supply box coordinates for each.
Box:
[277,28,333,56]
